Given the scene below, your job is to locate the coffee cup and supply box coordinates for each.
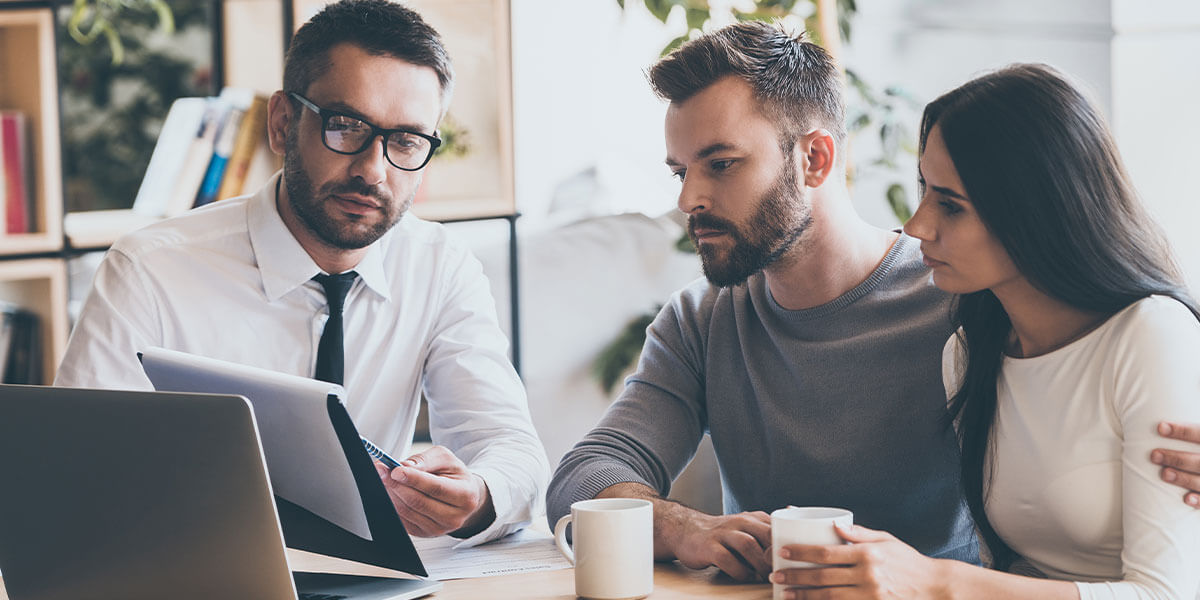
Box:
[771,506,853,600]
[553,498,653,599]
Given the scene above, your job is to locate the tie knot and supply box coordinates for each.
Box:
[313,271,358,313]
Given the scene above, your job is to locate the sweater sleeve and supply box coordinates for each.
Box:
[546,293,709,525]
[1076,297,1200,600]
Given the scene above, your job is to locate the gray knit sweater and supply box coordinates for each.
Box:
[548,234,979,562]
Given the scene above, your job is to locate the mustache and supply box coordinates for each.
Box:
[688,213,738,236]
[322,179,391,204]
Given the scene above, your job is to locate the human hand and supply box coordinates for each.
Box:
[375,445,495,538]
[1152,421,1200,508]
[666,509,773,582]
[770,524,945,600]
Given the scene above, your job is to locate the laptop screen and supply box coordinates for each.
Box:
[0,384,297,600]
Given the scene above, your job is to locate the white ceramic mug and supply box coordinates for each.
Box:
[771,506,854,600]
[553,498,654,600]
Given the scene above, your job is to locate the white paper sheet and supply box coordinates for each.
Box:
[413,528,572,580]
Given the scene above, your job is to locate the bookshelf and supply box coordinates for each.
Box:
[0,3,67,384]
[0,5,63,255]
[0,258,67,382]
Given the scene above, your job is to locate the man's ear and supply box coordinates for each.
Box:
[266,91,293,156]
[798,129,837,188]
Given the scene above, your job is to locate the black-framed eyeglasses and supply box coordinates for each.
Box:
[288,92,441,171]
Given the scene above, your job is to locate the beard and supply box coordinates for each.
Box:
[688,160,812,288]
[282,131,411,250]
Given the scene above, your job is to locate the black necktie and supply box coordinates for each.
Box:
[313,271,358,385]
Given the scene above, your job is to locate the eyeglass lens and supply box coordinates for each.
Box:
[324,114,433,170]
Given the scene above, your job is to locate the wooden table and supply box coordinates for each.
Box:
[0,551,771,599]
[416,562,769,599]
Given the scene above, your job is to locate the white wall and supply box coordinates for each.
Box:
[509,0,678,226]
[509,0,1200,286]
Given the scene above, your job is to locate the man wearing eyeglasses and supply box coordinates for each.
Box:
[55,0,548,545]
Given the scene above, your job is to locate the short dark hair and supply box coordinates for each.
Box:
[283,0,454,104]
[648,21,846,149]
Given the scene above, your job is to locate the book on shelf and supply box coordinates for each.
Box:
[65,88,276,248]
[165,96,224,217]
[0,115,5,234]
[1,111,33,234]
[130,97,209,219]
[193,105,245,208]
[0,302,41,385]
[164,87,259,213]
[215,94,269,202]
[65,96,223,248]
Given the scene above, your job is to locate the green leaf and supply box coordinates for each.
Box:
[848,112,871,132]
[883,85,921,108]
[645,0,675,23]
[837,0,855,43]
[894,122,916,156]
[845,69,879,106]
[593,310,659,394]
[68,0,176,64]
[661,34,690,56]
[102,22,123,64]
[887,183,912,223]
[675,230,695,253]
[68,0,101,45]
[617,0,626,8]
[685,7,709,30]
[149,0,174,35]
[758,0,802,10]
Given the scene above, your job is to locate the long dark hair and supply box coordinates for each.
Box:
[924,63,1200,569]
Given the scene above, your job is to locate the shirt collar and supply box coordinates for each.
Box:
[249,171,393,302]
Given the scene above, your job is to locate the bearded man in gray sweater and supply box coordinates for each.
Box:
[547,20,1200,584]
[549,21,976,581]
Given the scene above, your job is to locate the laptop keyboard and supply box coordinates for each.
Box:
[298,594,347,600]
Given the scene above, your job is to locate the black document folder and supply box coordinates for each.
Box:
[276,394,425,575]
[139,347,427,576]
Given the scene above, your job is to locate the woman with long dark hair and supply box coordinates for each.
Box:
[770,63,1200,598]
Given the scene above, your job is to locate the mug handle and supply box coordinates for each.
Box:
[553,514,575,565]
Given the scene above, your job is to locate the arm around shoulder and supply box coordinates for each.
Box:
[1104,297,1200,598]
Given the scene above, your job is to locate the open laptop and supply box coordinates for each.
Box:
[0,384,441,600]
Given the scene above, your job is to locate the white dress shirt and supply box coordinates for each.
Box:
[56,171,549,546]
[944,295,1200,599]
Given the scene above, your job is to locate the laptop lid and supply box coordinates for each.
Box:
[0,385,442,600]
[0,384,296,600]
